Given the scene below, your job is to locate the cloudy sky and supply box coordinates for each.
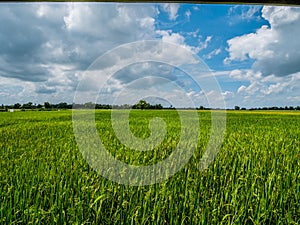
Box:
[0,3,300,108]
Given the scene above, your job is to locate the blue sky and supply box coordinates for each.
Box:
[0,3,300,108]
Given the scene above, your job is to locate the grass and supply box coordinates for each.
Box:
[0,110,299,224]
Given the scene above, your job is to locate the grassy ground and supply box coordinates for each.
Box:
[0,110,299,224]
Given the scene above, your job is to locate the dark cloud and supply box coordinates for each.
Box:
[113,62,176,84]
[0,3,158,86]
[35,85,57,94]
[0,62,50,82]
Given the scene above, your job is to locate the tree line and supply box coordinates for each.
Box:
[232,105,300,111]
[0,101,300,111]
[0,100,170,111]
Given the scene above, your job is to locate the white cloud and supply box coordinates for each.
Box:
[202,36,212,49]
[1,3,204,106]
[229,69,261,81]
[225,6,300,107]
[262,82,289,95]
[287,96,300,103]
[226,6,300,77]
[161,3,180,21]
[185,10,191,19]
[73,40,207,106]
[193,6,200,11]
[0,3,176,104]
[263,6,300,27]
[205,48,222,59]
[222,91,235,100]
[228,5,261,23]
[226,25,274,62]
[237,85,247,94]
[0,76,38,104]
[232,69,300,106]
[242,6,261,20]
[156,30,185,45]
[155,30,209,54]
[185,29,200,38]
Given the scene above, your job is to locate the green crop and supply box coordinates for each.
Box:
[0,110,299,224]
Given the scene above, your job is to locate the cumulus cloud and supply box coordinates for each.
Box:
[232,69,300,106]
[1,3,211,105]
[113,62,177,85]
[156,30,185,45]
[0,3,171,104]
[0,3,158,79]
[156,30,211,54]
[226,6,300,77]
[35,84,57,94]
[75,40,199,94]
[222,91,235,100]
[226,6,300,107]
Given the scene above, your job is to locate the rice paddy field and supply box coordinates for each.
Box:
[0,110,299,224]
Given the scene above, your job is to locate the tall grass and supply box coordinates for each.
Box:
[0,110,299,224]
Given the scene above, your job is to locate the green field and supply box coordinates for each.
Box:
[0,110,299,224]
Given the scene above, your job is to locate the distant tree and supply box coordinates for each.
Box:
[234,106,240,110]
[270,106,279,110]
[72,103,82,109]
[57,102,68,109]
[0,104,5,112]
[168,105,175,110]
[37,104,43,109]
[13,103,21,109]
[155,104,163,109]
[135,100,150,110]
[22,102,33,109]
[44,102,51,109]
[122,104,131,109]
[199,106,205,110]
[84,102,95,109]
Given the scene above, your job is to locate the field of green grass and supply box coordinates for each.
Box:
[0,110,299,224]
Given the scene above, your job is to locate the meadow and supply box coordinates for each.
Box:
[0,110,299,224]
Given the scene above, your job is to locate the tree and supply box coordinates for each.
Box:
[57,102,68,109]
[37,104,43,109]
[155,104,163,109]
[13,103,21,109]
[168,105,175,110]
[44,102,51,109]
[234,106,240,110]
[84,102,95,109]
[22,102,33,109]
[135,100,150,110]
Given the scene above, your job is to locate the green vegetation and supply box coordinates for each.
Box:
[0,110,299,224]
[1,100,300,111]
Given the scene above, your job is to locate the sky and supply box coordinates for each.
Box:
[0,3,300,108]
